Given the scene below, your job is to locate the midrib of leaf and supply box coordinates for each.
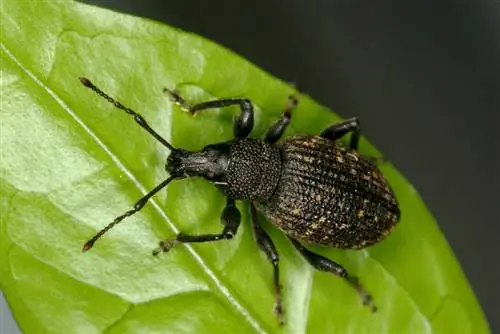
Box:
[0,42,267,334]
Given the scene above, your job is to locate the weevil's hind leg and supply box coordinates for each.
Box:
[264,95,299,143]
[153,198,241,255]
[288,237,377,312]
[320,117,360,150]
[164,88,254,138]
[250,203,284,325]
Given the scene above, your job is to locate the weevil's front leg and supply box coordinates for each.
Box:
[320,117,360,150]
[153,198,241,255]
[289,237,377,312]
[164,88,254,138]
[250,203,284,325]
[264,94,299,143]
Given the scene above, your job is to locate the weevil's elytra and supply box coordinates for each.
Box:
[258,135,400,249]
[79,77,400,326]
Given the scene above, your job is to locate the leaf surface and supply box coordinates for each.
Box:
[0,1,489,333]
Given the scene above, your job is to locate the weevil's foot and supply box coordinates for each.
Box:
[152,239,179,256]
[163,88,192,113]
[357,286,377,313]
[273,301,285,326]
[359,290,377,313]
[286,94,299,111]
[346,276,377,313]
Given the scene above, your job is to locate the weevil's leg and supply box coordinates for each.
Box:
[320,117,360,150]
[152,198,241,255]
[250,203,284,325]
[264,95,299,143]
[82,176,176,252]
[164,88,254,138]
[289,237,377,312]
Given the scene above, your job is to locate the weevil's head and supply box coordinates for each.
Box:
[166,142,231,181]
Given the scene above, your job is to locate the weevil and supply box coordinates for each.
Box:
[79,77,400,325]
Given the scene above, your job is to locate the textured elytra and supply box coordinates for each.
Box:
[257,135,400,248]
[222,138,282,201]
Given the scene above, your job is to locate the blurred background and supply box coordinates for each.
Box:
[2,0,498,332]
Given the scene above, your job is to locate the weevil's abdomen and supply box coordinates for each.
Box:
[257,135,400,249]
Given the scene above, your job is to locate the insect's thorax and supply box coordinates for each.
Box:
[220,138,282,201]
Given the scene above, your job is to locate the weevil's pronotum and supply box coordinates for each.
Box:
[79,77,400,325]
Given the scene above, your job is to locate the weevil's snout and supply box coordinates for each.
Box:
[165,149,190,177]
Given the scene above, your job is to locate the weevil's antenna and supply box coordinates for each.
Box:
[79,77,176,151]
[82,176,176,252]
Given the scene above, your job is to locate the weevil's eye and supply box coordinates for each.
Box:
[205,171,216,180]
[200,143,231,182]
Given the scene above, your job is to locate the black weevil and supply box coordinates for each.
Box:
[79,77,400,325]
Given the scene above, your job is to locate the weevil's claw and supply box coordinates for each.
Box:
[273,302,285,326]
[152,239,179,256]
[346,276,378,313]
[288,95,299,108]
[163,87,178,100]
[163,87,192,113]
[357,286,377,313]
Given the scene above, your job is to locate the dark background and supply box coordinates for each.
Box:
[2,1,497,333]
[79,0,500,331]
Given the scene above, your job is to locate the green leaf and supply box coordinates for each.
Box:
[0,1,489,333]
